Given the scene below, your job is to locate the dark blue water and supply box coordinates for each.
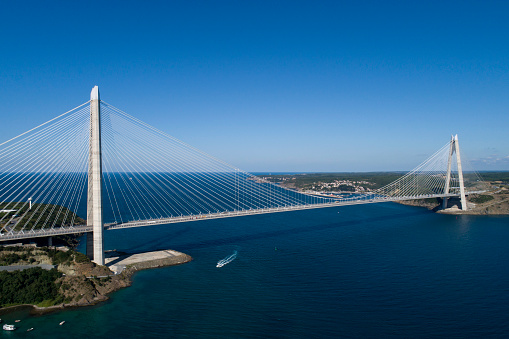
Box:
[3,203,509,338]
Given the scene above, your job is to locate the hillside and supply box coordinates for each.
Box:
[0,245,191,313]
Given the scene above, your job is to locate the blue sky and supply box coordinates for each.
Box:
[1,1,508,172]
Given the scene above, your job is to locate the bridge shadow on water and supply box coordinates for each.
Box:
[120,208,433,255]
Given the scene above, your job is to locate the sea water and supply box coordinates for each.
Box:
[2,202,509,338]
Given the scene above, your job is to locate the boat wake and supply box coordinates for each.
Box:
[216,251,238,268]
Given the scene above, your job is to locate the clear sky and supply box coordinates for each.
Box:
[1,1,508,172]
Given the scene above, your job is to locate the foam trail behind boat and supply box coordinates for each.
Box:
[216,251,238,268]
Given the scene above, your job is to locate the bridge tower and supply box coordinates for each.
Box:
[442,134,467,211]
[86,86,104,265]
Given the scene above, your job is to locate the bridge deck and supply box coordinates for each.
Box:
[0,192,482,242]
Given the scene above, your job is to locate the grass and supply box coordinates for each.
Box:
[36,299,59,307]
[470,195,495,204]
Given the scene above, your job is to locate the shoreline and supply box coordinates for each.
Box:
[0,249,192,316]
[397,197,509,215]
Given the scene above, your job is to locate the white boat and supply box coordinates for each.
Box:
[59,321,65,326]
[216,251,238,268]
[27,328,34,332]
[3,324,16,331]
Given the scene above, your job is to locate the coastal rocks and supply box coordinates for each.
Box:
[397,198,442,211]
[398,194,509,215]
[56,250,192,309]
[0,246,192,315]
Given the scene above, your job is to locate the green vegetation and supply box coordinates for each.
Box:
[0,252,27,265]
[262,171,509,192]
[0,202,85,231]
[0,245,28,252]
[74,251,90,263]
[475,172,509,183]
[470,195,495,204]
[0,245,91,266]
[0,246,33,265]
[0,267,63,307]
[263,172,404,190]
[336,184,356,192]
[0,245,95,308]
[46,248,91,266]
[49,249,74,265]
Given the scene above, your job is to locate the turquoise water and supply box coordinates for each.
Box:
[2,203,509,338]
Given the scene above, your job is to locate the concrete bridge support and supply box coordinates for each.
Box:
[87,86,104,265]
[86,232,94,260]
[442,135,467,211]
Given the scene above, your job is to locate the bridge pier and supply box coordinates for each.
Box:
[86,232,94,260]
[442,135,467,211]
[87,86,104,265]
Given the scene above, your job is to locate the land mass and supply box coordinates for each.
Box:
[261,171,509,215]
[397,192,509,215]
[0,245,192,315]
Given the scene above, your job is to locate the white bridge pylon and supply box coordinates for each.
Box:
[87,86,104,264]
[0,87,485,265]
[442,135,467,211]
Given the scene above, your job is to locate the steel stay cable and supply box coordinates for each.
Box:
[102,134,196,218]
[101,116,249,214]
[15,117,91,232]
[101,121,193,217]
[101,136,145,221]
[0,116,91,231]
[22,131,90,232]
[0,109,90,196]
[0,101,90,148]
[101,103,320,207]
[101,120,197,216]
[101,133,167,220]
[39,115,91,229]
[0,106,90,164]
[42,129,90,230]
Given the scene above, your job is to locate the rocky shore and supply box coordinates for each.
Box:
[0,246,192,315]
[397,190,509,215]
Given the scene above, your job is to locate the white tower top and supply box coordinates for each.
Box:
[91,86,100,100]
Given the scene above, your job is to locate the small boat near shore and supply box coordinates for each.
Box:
[3,324,16,331]
[27,328,34,332]
[59,321,65,326]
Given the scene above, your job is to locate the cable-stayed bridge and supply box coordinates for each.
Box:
[0,87,486,264]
